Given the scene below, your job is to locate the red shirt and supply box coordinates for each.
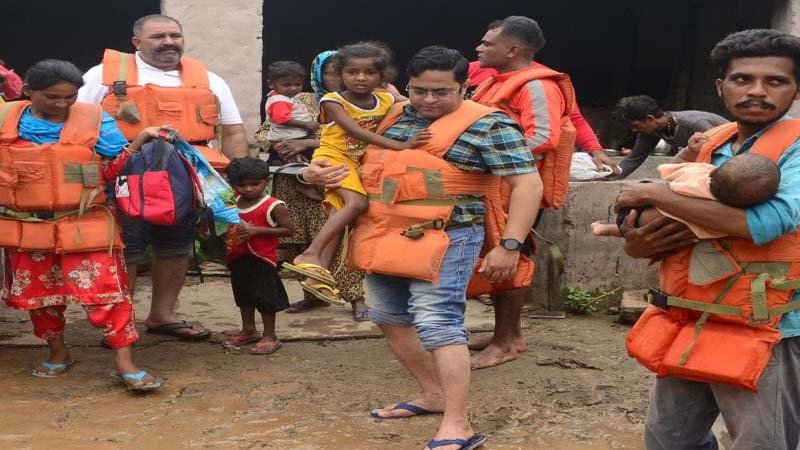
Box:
[468,61,603,152]
[226,194,284,266]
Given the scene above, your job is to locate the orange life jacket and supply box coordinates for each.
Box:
[100,49,229,169]
[625,119,800,392]
[471,66,576,208]
[0,101,123,253]
[347,100,533,288]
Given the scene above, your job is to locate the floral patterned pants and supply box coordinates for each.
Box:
[29,303,138,349]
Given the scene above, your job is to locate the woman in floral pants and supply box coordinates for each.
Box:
[2,60,161,390]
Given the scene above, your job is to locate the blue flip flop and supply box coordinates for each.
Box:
[370,402,439,419]
[111,370,162,391]
[426,434,487,450]
[32,360,75,378]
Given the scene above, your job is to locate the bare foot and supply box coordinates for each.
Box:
[468,335,526,352]
[471,343,519,370]
[371,395,444,419]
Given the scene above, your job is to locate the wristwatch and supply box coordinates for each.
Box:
[499,238,523,251]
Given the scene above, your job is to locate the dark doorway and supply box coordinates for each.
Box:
[0,1,160,74]
[262,0,776,146]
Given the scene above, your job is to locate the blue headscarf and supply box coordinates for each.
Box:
[18,107,127,157]
[310,50,337,100]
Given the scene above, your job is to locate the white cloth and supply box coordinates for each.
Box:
[78,52,242,125]
[264,93,312,141]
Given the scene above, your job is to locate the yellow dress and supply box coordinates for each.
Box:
[314,91,395,210]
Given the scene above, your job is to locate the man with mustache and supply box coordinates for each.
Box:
[78,14,248,341]
[614,95,727,178]
[615,29,800,449]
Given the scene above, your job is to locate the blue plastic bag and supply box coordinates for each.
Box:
[172,136,240,225]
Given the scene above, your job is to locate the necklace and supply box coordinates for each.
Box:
[662,113,677,139]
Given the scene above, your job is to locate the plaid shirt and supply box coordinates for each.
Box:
[382,104,537,223]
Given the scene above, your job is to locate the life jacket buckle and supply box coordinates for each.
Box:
[402,225,425,240]
[112,81,127,96]
[401,219,445,240]
[749,314,771,325]
[646,287,669,309]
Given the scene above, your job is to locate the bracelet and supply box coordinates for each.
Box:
[296,168,312,185]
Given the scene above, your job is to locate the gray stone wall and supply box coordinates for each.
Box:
[162,0,263,143]
[773,0,800,116]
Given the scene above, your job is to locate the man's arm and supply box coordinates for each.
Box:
[220,124,249,159]
[479,172,542,282]
[513,79,565,155]
[618,133,659,178]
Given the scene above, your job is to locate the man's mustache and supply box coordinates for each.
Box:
[157,46,181,53]
[735,100,775,109]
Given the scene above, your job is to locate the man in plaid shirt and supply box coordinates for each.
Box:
[361,46,542,450]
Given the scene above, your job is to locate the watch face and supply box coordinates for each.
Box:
[502,239,520,250]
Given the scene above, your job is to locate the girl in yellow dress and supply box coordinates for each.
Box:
[284,42,431,302]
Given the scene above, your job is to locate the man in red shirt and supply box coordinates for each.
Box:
[468,41,618,173]
[470,16,600,369]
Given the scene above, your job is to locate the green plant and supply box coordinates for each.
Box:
[565,286,600,314]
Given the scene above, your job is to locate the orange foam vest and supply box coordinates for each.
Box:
[0,101,122,253]
[100,49,229,169]
[471,66,576,209]
[625,119,800,392]
[347,100,532,288]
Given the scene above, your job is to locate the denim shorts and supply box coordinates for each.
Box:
[119,214,196,264]
[367,224,484,350]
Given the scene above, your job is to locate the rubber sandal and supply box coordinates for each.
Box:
[286,299,329,314]
[301,281,347,306]
[111,370,162,391]
[32,360,75,378]
[426,434,487,450]
[280,262,336,285]
[146,321,211,340]
[370,402,440,419]
[250,341,282,355]
[222,335,260,348]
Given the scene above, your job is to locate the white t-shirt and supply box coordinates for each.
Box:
[78,52,243,125]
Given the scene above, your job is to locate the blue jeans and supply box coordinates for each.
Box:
[367,224,484,351]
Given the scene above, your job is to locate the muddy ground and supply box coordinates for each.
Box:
[0,277,652,450]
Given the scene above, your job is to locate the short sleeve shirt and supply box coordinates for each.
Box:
[381,105,538,223]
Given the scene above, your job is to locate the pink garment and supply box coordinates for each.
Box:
[656,163,723,239]
[467,61,603,151]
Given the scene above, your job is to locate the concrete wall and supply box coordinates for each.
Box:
[162,0,262,144]
[774,0,800,117]
[528,180,660,312]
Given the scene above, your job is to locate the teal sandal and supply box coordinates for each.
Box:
[111,370,162,391]
[32,360,75,378]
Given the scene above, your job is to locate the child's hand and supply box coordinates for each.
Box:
[686,132,708,155]
[235,223,257,243]
[129,125,176,152]
[406,128,433,148]
[303,121,320,133]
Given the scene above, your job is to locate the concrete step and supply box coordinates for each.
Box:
[619,289,649,325]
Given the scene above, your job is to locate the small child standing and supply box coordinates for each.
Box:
[224,157,294,355]
[283,42,431,303]
[264,61,318,150]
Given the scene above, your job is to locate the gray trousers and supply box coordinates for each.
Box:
[645,337,800,450]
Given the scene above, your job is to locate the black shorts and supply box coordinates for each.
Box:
[120,214,197,264]
[230,255,289,314]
